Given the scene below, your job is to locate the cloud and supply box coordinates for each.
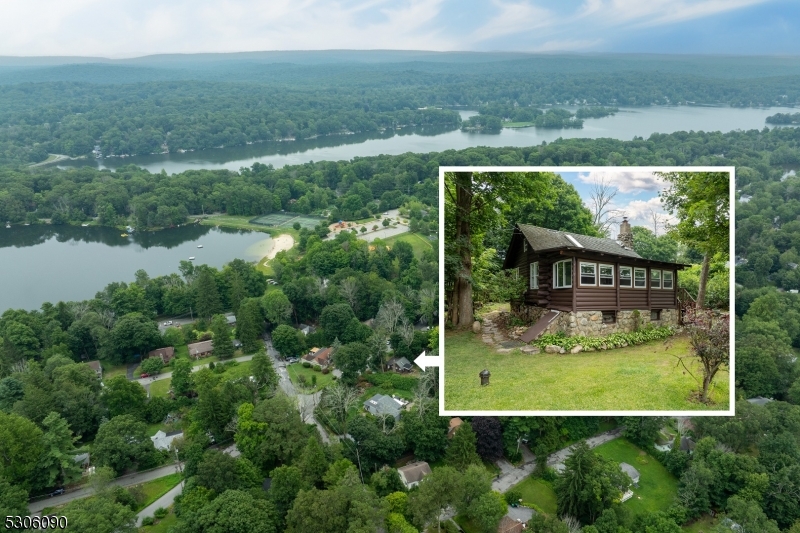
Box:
[576,170,666,194]
[0,0,779,56]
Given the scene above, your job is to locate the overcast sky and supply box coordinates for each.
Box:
[0,0,798,57]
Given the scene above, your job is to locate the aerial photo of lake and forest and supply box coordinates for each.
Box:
[1,2,800,532]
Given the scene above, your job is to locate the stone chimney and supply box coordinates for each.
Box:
[617,217,634,250]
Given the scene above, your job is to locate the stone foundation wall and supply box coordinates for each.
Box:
[541,309,679,337]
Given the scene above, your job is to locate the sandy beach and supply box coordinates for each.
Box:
[265,234,295,261]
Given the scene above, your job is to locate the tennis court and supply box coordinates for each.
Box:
[250,212,325,229]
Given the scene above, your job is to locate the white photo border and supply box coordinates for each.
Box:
[438,165,736,417]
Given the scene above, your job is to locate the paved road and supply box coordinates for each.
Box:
[30,463,184,514]
[491,428,623,492]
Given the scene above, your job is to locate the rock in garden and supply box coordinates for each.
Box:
[521,346,540,354]
[558,347,566,354]
[545,345,561,354]
[497,348,514,354]
[570,345,583,354]
[473,321,481,333]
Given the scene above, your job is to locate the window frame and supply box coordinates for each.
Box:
[619,266,632,288]
[634,268,647,289]
[651,309,661,321]
[530,261,539,290]
[553,259,573,289]
[602,310,617,324]
[650,269,662,289]
[662,270,674,290]
[599,264,614,287]
[579,262,597,287]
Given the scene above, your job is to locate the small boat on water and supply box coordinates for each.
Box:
[121,233,128,237]
[197,245,203,248]
[189,256,196,260]
[5,223,10,229]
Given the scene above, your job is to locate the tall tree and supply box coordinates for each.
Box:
[171,357,194,397]
[446,421,482,471]
[32,412,83,492]
[236,298,264,353]
[262,290,293,327]
[210,314,234,359]
[194,268,223,319]
[445,171,550,327]
[554,441,630,524]
[0,411,44,489]
[251,352,279,393]
[101,376,148,419]
[658,171,729,309]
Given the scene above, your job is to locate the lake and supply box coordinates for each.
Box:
[57,106,797,174]
[0,225,271,312]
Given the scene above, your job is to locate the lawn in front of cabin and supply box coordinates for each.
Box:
[443,331,729,411]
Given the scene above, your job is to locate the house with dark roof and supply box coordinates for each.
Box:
[386,356,413,373]
[146,347,175,364]
[503,219,687,339]
[497,516,525,533]
[620,462,640,486]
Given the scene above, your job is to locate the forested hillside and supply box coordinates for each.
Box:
[2,53,800,165]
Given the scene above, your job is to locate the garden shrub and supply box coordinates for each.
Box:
[313,366,321,372]
[141,517,154,526]
[321,367,330,374]
[533,325,674,351]
[505,489,523,505]
[302,361,312,368]
[154,507,168,519]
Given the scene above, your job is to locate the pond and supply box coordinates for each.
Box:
[0,224,271,312]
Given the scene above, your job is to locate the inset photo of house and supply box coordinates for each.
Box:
[440,166,734,415]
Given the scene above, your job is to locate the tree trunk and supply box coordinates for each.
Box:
[450,172,474,328]
[696,254,710,309]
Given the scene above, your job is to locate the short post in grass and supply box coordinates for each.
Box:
[480,369,491,386]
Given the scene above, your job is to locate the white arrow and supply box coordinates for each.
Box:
[413,350,440,371]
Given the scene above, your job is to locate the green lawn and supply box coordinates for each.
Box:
[444,331,730,411]
[103,363,129,380]
[593,438,678,516]
[139,507,178,532]
[132,474,182,511]
[452,515,482,533]
[150,360,254,397]
[511,477,557,515]
[382,232,434,257]
[286,363,334,392]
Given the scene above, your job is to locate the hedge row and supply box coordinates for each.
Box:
[363,373,419,391]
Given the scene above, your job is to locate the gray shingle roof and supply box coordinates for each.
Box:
[517,223,642,259]
[363,394,402,420]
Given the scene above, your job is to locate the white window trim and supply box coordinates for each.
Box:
[662,271,674,289]
[599,264,614,287]
[530,262,539,290]
[651,269,662,289]
[553,259,572,289]
[619,266,632,288]
[579,262,597,286]
[634,268,647,289]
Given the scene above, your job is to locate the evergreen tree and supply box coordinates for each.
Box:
[446,421,482,471]
[297,437,329,488]
[210,314,234,359]
[237,298,264,353]
[194,268,223,319]
[32,411,83,492]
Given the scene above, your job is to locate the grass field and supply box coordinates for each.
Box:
[103,363,129,380]
[132,474,182,511]
[511,477,557,515]
[148,360,253,397]
[382,232,434,257]
[139,508,178,532]
[682,514,721,532]
[443,331,729,411]
[593,438,679,516]
[286,363,334,392]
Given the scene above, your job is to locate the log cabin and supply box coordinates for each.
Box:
[502,219,687,340]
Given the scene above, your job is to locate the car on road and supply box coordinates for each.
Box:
[49,488,65,497]
[140,373,150,378]
[286,357,299,364]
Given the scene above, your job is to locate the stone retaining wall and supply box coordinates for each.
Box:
[513,303,679,337]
